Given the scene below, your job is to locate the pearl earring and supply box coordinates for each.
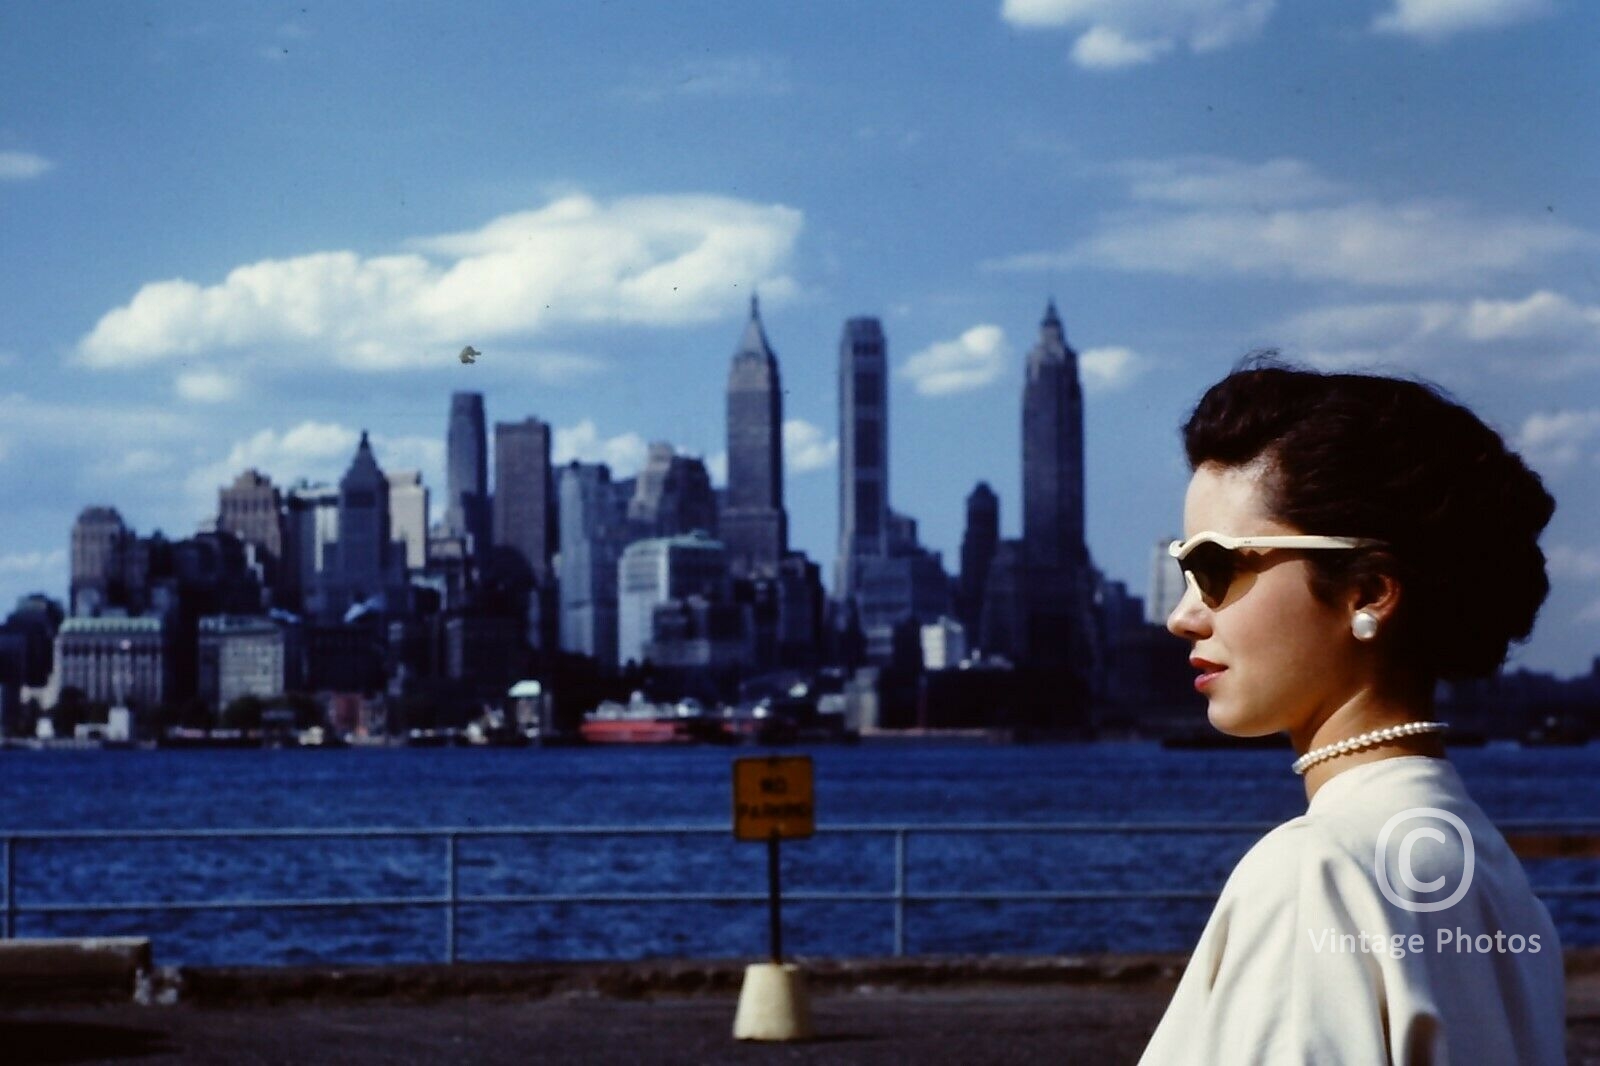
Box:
[1352,611,1379,641]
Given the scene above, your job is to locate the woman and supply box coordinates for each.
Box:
[1138,362,1566,1065]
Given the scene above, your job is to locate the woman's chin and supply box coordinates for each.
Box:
[1206,704,1276,739]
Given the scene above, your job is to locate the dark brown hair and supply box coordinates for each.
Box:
[1182,355,1554,681]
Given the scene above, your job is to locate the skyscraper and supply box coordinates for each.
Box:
[1022,300,1085,571]
[493,417,556,584]
[218,470,284,562]
[957,482,999,639]
[444,392,489,554]
[558,462,626,669]
[319,432,405,618]
[283,482,340,613]
[69,506,130,616]
[628,443,718,539]
[835,317,889,601]
[721,296,788,577]
[1018,300,1095,679]
[386,471,428,570]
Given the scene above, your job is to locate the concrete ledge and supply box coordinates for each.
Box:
[169,953,1195,1006]
[171,947,1600,1006]
[0,937,151,1003]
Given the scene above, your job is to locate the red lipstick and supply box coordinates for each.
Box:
[1191,657,1226,692]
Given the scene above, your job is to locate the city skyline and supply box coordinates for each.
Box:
[2,3,1597,676]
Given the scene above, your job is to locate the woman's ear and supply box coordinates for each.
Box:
[1349,568,1401,626]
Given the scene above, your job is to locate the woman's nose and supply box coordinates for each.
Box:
[1166,573,1211,641]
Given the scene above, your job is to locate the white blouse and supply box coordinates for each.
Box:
[1139,755,1565,1065]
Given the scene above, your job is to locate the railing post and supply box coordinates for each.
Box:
[893,828,907,958]
[3,836,13,940]
[444,832,458,964]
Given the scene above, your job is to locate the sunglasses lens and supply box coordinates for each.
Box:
[1180,541,1236,607]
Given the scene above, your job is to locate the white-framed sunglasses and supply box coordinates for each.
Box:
[1169,531,1385,608]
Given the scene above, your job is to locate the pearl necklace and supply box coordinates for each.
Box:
[1291,721,1448,776]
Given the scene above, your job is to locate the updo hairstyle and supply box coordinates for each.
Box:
[1181,357,1554,681]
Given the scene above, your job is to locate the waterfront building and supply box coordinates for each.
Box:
[317,432,408,620]
[493,417,556,585]
[70,506,132,616]
[55,615,170,710]
[557,462,627,669]
[218,470,285,564]
[721,296,788,578]
[920,616,968,671]
[283,481,340,613]
[627,444,718,540]
[387,471,428,570]
[444,392,490,556]
[617,532,730,668]
[302,621,384,694]
[834,317,890,602]
[197,614,290,711]
[0,596,62,736]
[645,596,753,671]
[979,539,1026,662]
[957,483,999,642]
[1145,537,1185,626]
[445,614,523,692]
[773,552,824,668]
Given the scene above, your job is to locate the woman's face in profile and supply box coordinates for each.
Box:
[1168,462,1360,738]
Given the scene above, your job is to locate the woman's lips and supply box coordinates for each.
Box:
[1191,658,1226,691]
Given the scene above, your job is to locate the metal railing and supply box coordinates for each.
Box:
[3,820,1598,962]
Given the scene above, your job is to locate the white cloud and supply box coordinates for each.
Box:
[1578,597,1600,624]
[496,350,608,383]
[1070,26,1170,69]
[987,156,1590,287]
[1281,291,1600,378]
[1547,546,1600,581]
[175,369,242,403]
[1373,0,1552,42]
[0,549,65,577]
[706,451,728,487]
[900,325,1008,396]
[1002,0,1275,68]
[1115,156,1347,208]
[783,419,838,473]
[0,392,187,445]
[0,151,52,181]
[617,55,793,103]
[1079,346,1148,392]
[552,419,650,477]
[77,192,803,372]
[1516,410,1600,470]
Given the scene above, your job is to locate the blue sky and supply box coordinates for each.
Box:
[3,1,1598,676]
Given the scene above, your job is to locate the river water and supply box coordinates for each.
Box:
[1,741,1594,965]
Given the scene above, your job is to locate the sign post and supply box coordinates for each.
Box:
[731,755,815,1041]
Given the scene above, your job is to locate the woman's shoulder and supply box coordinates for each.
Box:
[1224,813,1371,899]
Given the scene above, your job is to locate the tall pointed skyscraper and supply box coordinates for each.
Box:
[835,316,889,601]
[316,431,407,619]
[444,392,489,554]
[1022,299,1085,571]
[1017,299,1095,680]
[721,296,788,577]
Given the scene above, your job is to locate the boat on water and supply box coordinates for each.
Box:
[579,694,735,745]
